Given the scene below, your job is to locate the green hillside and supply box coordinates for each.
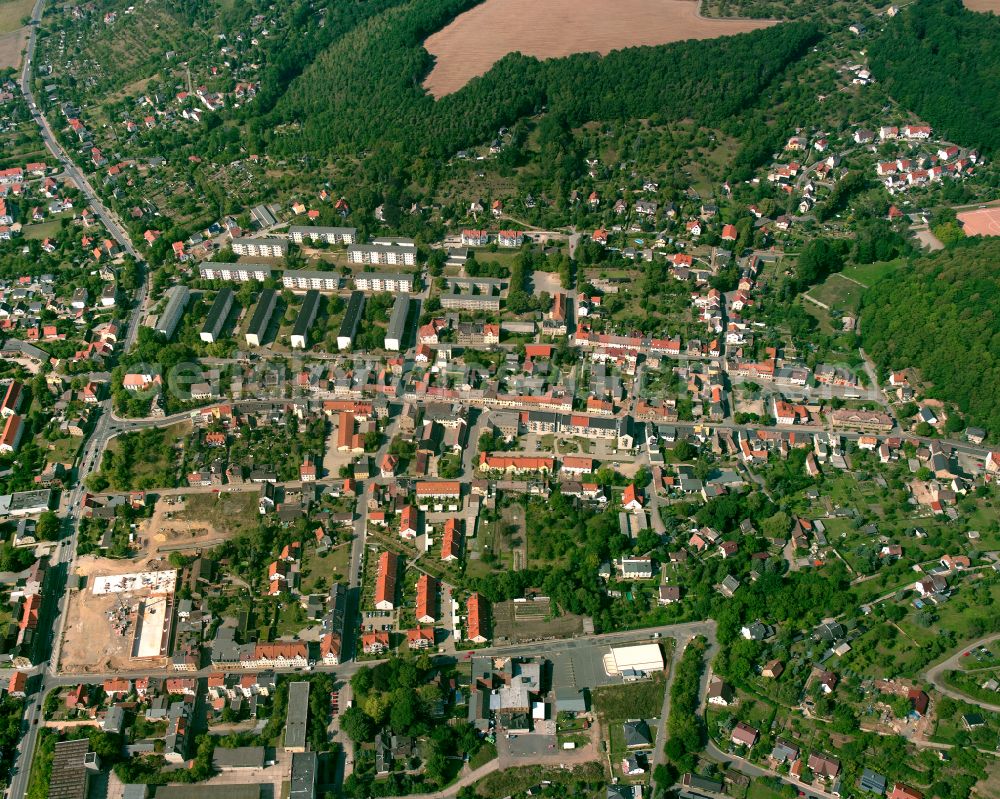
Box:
[860,239,1000,437]
[869,0,1000,155]
[239,0,819,162]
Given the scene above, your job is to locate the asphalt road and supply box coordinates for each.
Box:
[925,633,1000,713]
[9,1,150,794]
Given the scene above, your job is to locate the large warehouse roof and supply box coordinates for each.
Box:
[607,643,665,675]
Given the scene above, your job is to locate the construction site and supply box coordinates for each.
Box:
[60,563,179,673]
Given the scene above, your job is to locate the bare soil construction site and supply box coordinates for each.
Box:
[59,491,258,673]
[423,0,776,96]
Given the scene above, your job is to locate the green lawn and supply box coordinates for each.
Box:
[468,741,497,770]
[593,673,667,722]
[21,220,65,241]
[176,491,260,538]
[747,779,788,799]
[805,272,867,313]
[841,258,905,286]
[300,545,350,594]
[43,435,82,465]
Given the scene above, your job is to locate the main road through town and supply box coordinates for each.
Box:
[9,1,150,796]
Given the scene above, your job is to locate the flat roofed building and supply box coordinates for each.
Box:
[285,681,310,752]
[155,787,261,799]
[288,226,356,245]
[49,739,92,799]
[245,289,277,347]
[353,270,415,291]
[154,286,190,339]
[213,746,266,771]
[384,294,410,351]
[607,643,665,677]
[231,237,288,258]
[290,751,318,799]
[0,488,53,517]
[348,246,417,267]
[282,270,341,292]
[200,288,234,343]
[440,292,501,312]
[371,236,415,247]
[199,263,272,282]
[290,290,321,349]
[337,291,366,351]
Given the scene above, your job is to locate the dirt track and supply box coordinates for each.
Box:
[423,0,775,97]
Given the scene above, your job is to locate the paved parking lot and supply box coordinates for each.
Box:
[549,641,622,691]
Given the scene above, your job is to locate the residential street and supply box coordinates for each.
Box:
[925,633,1000,713]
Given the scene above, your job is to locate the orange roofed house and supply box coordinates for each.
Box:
[416,574,439,624]
[362,630,390,655]
[406,626,435,650]
[441,518,462,562]
[467,592,490,644]
[375,551,399,611]
[415,481,462,501]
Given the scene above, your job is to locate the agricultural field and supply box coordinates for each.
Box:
[963,0,1000,11]
[422,0,776,96]
[492,597,586,643]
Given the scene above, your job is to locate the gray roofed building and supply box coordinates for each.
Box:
[337,291,365,351]
[156,787,262,799]
[554,686,588,714]
[859,767,886,795]
[0,489,53,517]
[232,236,288,258]
[623,718,653,747]
[384,294,410,351]
[290,751,318,799]
[252,204,277,228]
[49,738,92,799]
[285,681,310,752]
[682,773,724,793]
[201,288,234,343]
[0,339,49,361]
[154,285,190,339]
[770,739,799,764]
[282,269,341,292]
[199,263,273,283]
[288,225,356,245]
[165,700,193,763]
[213,746,266,770]
[245,288,277,347]
[102,704,126,734]
[290,290,321,349]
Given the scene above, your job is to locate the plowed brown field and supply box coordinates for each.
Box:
[423,0,776,97]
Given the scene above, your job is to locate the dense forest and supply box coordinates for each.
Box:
[860,238,1000,437]
[238,0,818,167]
[869,0,1000,156]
